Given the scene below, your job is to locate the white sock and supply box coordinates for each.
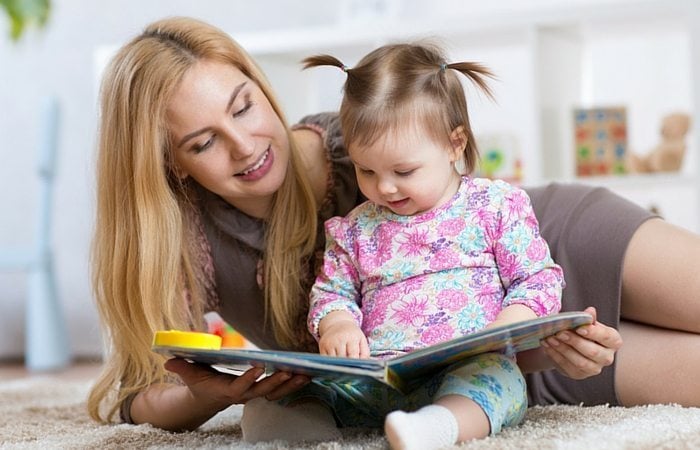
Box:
[240,397,341,443]
[385,405,459,450]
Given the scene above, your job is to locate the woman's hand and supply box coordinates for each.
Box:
[132,358,311,430]
[165,358,310,406]
[540,306,622,379]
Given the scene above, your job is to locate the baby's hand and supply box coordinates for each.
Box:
[319,320,370,358]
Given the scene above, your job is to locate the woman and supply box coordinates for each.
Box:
[87,17,700,432]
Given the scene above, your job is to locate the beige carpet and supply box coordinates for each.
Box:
[3,377,700,450]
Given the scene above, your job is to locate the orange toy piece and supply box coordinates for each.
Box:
[213,323,246,348]
[222,331,246,348]
[207,313,248,348]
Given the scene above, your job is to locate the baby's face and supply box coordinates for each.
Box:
[348,123,463,216]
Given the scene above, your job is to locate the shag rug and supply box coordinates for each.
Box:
[3,377,700,449]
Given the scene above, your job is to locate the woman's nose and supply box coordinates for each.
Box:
[225,128,255,159]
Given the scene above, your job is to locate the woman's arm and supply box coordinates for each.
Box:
[129,359,310,431]
[516,307,621,378]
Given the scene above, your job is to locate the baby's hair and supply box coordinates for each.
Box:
[302,42,495,174]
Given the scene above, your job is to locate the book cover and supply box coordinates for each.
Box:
[153,311,592,393]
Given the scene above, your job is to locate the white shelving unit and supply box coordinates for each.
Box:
[235,0,699,232]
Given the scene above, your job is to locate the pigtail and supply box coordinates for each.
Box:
[302,43,499,177]
[444,61,496,100]
[302,54,349,73]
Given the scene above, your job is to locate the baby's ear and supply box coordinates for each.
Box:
[449,126,468,161]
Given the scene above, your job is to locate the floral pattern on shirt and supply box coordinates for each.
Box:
[308,177,564,358]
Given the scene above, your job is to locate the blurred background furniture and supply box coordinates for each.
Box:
[0,96,70,371]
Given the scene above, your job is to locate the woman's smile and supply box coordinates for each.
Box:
[235,147,273,180]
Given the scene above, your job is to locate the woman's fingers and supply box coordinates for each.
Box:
[255,374,311,401]
[543,328,616,378]
[583,306,598,322]
[164,357,309,404]
[576,322,624,352]
[540,307,623,379]
[542,338,601,379]
[164,357,222,383]
[578,306,623,350]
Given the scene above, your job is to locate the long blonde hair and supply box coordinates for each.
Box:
[88,17,317,423]
[303,42,494,174]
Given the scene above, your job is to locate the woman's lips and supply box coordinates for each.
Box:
[235,147,273,181]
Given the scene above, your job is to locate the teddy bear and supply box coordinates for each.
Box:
[627,112,692,173]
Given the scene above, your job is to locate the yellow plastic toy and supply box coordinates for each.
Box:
[153,330,222,350]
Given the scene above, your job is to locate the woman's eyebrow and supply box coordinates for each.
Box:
[225,81,247,112]
[176,81,248,148]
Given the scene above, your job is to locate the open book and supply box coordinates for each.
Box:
[153,311,592,393]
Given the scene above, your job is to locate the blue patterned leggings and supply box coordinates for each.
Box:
[283,352,527,435]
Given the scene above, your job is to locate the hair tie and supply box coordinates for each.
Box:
[440,63,448,72]
[342,65,349,73]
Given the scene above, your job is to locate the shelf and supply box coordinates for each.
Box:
[230,0,700,232]
[557,173,697,188]
[234,0,694,56]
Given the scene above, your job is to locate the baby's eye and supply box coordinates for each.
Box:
[395,169,415,177]
[358,167,374,175]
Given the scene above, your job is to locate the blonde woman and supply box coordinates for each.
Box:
[87,17,700,435]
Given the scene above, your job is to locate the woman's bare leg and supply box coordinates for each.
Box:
[621,218,700,332]
[615,218,700,406]
[616,320,700,406]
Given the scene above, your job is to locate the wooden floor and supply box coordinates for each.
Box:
[0,359,103,382]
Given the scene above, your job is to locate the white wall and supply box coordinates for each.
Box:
[0,0,689,360]
[0,0,338,360]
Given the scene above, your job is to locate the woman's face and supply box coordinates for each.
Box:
[168,60,290,218]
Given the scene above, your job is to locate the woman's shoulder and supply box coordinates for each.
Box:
[292,123,327,205]
[293,112,363,219]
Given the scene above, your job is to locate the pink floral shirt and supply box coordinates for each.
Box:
[308,177,564,358]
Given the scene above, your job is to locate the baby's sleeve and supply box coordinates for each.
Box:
[492,182,564,316]
[307,216,363,340]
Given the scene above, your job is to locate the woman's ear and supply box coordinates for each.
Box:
[449,126,468,162]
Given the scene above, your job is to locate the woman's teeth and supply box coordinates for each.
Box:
[239,150,268,175]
